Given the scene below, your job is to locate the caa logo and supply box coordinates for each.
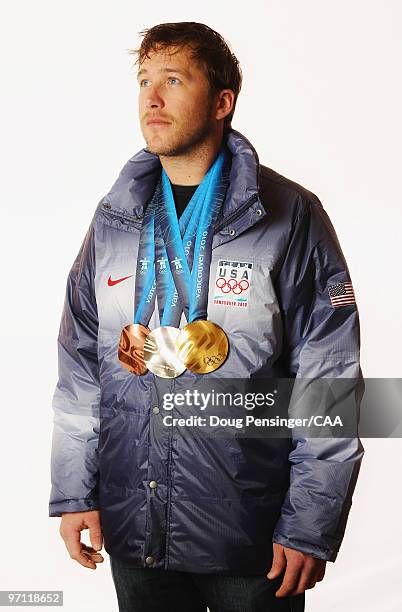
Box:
[213,260,253,308]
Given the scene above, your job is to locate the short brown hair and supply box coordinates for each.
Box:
[128,22,242,127]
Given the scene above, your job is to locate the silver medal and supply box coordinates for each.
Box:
[143,326,186,379]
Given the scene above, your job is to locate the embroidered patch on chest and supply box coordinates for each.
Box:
[213,260,253,308]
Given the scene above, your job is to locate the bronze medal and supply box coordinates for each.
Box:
[143,326,186,379]
[118,323,150,375]
[175,320,229,374]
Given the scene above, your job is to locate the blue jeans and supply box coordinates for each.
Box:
[110,556,305,612]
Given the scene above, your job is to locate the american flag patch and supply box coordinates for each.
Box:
[328,281,356,307]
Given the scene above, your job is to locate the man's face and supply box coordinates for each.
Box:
[137,45,218,156]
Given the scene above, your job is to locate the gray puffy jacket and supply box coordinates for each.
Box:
[49,128,364,574]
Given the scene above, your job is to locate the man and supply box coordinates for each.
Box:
[49,22,364,612]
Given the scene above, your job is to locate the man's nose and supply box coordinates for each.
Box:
[145,85,165,109]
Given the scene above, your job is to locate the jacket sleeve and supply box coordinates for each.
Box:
[272,193,365,562]
[48,214,101,517]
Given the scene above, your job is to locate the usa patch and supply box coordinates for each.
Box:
[328,281,356,307]
[213,260,253,308]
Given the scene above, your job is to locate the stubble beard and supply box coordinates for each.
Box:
[143,100,216,157]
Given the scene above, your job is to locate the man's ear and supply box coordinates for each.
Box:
[215,89,235,122]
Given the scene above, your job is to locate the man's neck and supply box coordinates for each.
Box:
[158,129,224,186]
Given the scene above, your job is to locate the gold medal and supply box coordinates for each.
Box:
[143,326,186,379]
[175,320,229,374]
[118,323,150,375]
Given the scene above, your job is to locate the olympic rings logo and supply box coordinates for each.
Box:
[215,277,250,294]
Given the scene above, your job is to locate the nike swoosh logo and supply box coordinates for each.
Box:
[107,274,133,287]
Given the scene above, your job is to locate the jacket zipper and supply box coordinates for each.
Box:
[214,193,259,233]
[161,374,176,569]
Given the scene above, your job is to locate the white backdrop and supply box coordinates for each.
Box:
[1,1,401,610]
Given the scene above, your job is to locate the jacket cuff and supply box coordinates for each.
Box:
[49,498,100,517]
[272,531,337,562]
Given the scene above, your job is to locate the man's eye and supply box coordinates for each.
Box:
[168,78,180,85]
[140,79,151,87]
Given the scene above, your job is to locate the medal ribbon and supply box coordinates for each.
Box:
[157,147,230,325]
[132,182,161,325]
[133,176,205,325]
[155,196,204,326]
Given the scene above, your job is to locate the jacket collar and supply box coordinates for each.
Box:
[103,128,267,234]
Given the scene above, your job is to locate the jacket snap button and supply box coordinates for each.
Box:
[229,229,236,236]
[256,209,262,216]
[152,406,160,414]
[145,556,155,566]
[149,480,158,489]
